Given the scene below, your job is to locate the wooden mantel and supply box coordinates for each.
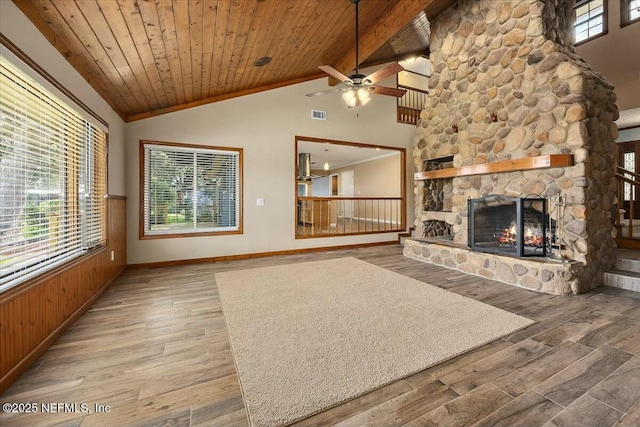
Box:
[414,154,574,180]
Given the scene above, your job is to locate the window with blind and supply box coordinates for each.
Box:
[573,0,607,44]
[0,55,107,293]
[140,141,242,238]
[622,0,640,26]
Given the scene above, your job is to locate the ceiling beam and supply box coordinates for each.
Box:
[329,0,438,85]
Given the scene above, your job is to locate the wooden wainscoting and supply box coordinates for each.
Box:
[0,196,127,393]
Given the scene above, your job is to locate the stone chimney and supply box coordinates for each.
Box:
[411,0,619,294]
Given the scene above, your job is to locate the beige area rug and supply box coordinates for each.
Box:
[216,257,534,427]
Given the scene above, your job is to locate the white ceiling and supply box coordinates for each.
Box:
[617,107,640,129]
[297,140,400,171]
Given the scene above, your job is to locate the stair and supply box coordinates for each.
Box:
[604,249,640,292]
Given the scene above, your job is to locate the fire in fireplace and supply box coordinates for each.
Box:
[468,195,548,257]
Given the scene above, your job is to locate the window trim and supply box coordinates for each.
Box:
[139,140,243,240]
[294,135,406,239]
[0,33,107,129]
[573,0,608,46]
[621,0,640,28]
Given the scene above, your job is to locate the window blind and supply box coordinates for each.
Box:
[142,142,241,236]
[0,55,107,292]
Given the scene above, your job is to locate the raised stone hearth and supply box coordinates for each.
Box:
[404,238,578,295]
[410,0,619,294]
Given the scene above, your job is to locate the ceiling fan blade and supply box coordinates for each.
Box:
[318,65,353,84]
[364,62,405,84]
[305,88,345,97]
[371,86,407,97]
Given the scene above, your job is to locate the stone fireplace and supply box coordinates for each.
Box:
[404,0,619,295]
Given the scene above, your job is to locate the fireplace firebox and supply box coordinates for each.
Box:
[468,195,548,257]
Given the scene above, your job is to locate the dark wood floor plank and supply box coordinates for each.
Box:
[332,380,458,427]
[404,339,512,390]
[614,399,640,427]
[471,390,562,427]
[192,408,250,427]
[491,341,593,397]
[502,307,586,344]
[588,355,640,413]
[80,375,241,427]
[531,310,629,348]
[439,339,551,394]
[535,345,633,407]
[542,394,622,427]
[583,293,640,315]
[290,380,415,427]
[127,408,191,427]
[191,395,245,426]
[624,304,640,320]
[576,316,639,348]
[607,324,640,354]
[401,384,512,427]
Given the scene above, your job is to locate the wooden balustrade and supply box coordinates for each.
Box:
[397,85,428,125]
[616,167,640,244]
[297,197,404,238]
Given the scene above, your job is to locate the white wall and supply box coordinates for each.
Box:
[619,126,640,143]
[0,1,126,196]
[125,73,416,264]
[311,176,331,197]
[575,0,640,111]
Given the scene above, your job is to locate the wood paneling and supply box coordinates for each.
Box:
[108,196,127,277]
[0,197,126,393]
[414,154,575,180]
[11,0,439,121]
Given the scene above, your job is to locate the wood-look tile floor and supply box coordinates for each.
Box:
[2,245,640,427]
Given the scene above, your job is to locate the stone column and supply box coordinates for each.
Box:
[413,0,618,293]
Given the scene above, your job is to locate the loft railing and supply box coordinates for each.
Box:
[397,85,428,125]
[615,166,640,240]
[296,197,404,238]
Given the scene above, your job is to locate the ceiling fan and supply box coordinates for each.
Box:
[306,0,407,107]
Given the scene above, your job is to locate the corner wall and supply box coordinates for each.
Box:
[125,72,415,265]
[575,0,640,111]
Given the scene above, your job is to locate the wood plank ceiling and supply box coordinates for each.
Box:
[10,0,454,122]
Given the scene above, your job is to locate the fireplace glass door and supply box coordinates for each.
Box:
[468,195,547,257]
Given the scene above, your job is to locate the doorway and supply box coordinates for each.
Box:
[340,170,354,219]
[619,141,640,219]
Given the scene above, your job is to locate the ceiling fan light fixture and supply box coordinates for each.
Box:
[357,88,370,104]
[342,88,370,107]
[307,0,405,103]
[342,90,357,107]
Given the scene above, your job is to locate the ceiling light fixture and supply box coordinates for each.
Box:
[253,56,272,67]
[323,149,330,170]
[342,87,371,108]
